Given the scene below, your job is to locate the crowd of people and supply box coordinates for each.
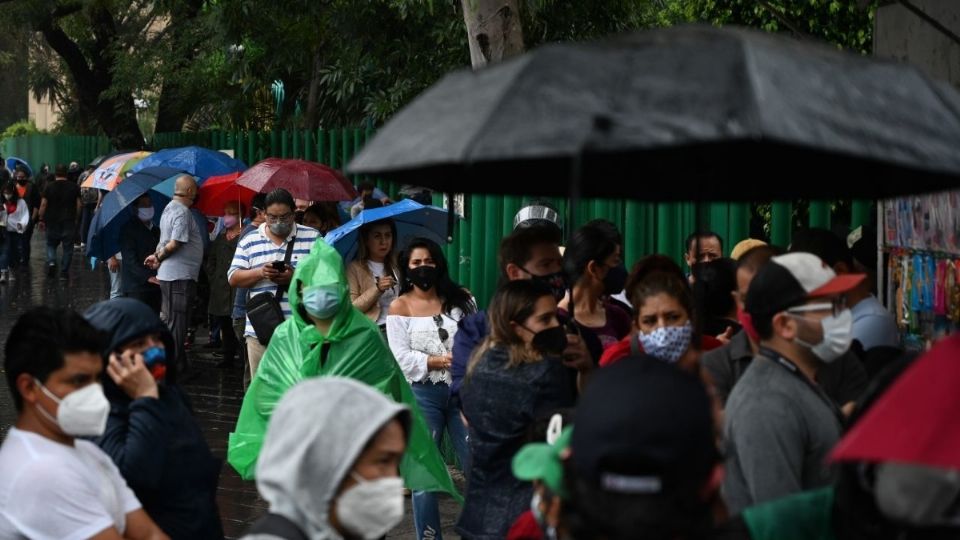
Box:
[0,164,956,540]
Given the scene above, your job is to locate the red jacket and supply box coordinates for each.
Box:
[599,333,723,367]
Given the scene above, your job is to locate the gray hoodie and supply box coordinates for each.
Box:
[243,377,410,540]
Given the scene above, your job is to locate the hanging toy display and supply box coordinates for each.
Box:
[884,192,960,350]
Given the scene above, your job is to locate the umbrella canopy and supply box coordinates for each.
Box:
[349,25,960,201]
[191,172,257,217]
[82,151,152,190]
[830,334,960,471]
[236,158,356,201]
[129,146,246,180]
[86,167,184,260]
[324,199,449,264]
[5,157,31,177]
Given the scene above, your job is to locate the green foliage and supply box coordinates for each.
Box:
[1,119,41,142]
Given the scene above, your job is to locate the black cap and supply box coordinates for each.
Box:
[570,356,718,497]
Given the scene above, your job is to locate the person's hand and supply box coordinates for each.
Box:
[561,333,593,372]
[260,263,280,282]
[376,276,396,292]
[715,326,735,345]
[428,353,453,371]
[108,257,120,272]
[271,266,294,285]
[144,254,160,270]
[15,223,22,233]
[107,351,159,400]
[147,276,160,286]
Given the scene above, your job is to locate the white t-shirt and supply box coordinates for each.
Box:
[0,428,141,540]
[367,260,397,325]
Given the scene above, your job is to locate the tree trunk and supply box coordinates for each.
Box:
[38,10,144,150]
[154,79,186,134]
[460,0,525,69]
[304,48,323,131]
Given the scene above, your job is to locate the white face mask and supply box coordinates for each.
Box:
[35,380,110,437]
[137,207,155,222]
[793,309,853,363]
[336,472,404,539]
[874,462,960,527]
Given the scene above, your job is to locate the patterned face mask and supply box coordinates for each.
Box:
[637,321,693,363]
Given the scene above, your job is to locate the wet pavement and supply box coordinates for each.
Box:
[0,237,462,539]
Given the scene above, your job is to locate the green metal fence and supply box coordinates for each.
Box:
[0,134,111,173]
[3,130,873,307]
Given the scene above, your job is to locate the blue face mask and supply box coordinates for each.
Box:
[302,285,341,320]
[142,346,166,367]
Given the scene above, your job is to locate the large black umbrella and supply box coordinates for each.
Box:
[348,25,960,201]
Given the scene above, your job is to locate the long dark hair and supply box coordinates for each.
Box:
[2,181,19,203]
[398,237,475,316]
[563,222,621,286]
[357,219,398,278]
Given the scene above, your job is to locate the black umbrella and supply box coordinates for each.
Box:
[349,25,960,201]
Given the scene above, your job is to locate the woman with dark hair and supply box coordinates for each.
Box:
[0,180,29,283]
[600,264,723,370]
[458,280,576,540]
[558,222,631,349]
[347,219,399,329]
[301,202,341,236]
[387,237,476,540]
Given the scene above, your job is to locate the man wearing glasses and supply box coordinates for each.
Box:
[722,252,866,515]
[228,189,319,378]
[145,175,205,373]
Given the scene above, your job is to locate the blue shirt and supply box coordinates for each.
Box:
[851,295,900,349]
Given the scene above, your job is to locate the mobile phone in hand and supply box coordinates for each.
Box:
[271,261,287,272]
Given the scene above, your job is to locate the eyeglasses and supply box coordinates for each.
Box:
[265,212,293,224]
[786,298,847,317]
[433,315,449,342]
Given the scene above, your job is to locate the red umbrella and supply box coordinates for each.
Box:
[830,334,960,470]
[195,172,257,217]
[236,158,356,201]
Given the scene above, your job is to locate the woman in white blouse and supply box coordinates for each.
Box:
[387,237,476,540]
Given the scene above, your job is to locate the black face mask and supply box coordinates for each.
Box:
[294,210,305,224]
[527,269,567,302]
[407,265,439,291]
[603,263,628,295]
[15,179,26,186]
[526,325,568,356]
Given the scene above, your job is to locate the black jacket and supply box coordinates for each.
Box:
[84,298,224,540]
[120,218,161,295]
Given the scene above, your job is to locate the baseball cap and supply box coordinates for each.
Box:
[512,422,573,498]
[569,356,718,497]
[746,252,866,318]
[730,238,767,260]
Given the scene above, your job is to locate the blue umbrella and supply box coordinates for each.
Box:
[86,167,185,260]
[5,157,31,177]
[324,199,449,263]
[129,146,246,181]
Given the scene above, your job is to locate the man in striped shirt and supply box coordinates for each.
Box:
[228,189,319,378]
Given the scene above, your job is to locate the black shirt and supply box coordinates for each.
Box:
[43,179,81,223]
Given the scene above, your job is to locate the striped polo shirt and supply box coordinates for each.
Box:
[228,223,320,337]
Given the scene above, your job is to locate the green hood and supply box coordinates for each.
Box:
[228,240,460,501]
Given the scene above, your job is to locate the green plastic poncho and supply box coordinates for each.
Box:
[227,240,460,500]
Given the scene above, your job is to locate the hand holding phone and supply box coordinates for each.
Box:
[271,260,287,272]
